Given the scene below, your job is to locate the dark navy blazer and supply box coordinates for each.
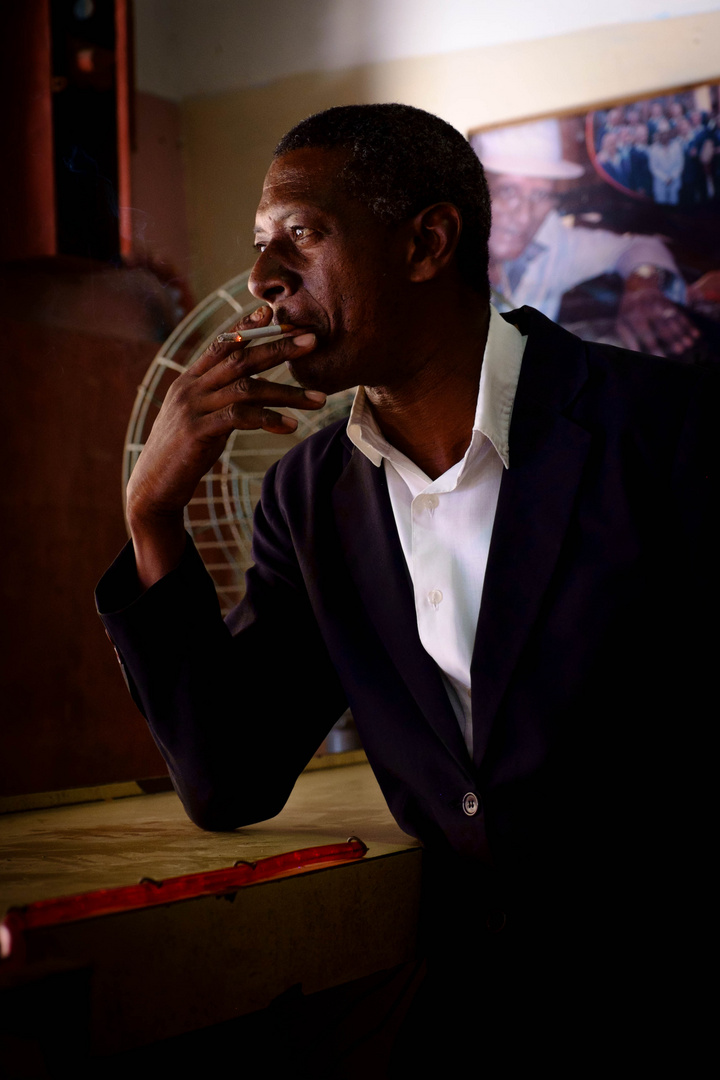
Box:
[97,307,717,920]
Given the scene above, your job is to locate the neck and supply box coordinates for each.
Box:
[365,301,490,480]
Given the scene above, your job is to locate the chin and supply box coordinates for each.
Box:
[287,357,354,397]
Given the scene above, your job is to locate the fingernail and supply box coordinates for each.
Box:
[293,333,316,347]
[250,306,269,323]
[304,391,326,403]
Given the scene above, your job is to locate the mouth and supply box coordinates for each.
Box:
[492,224,526,240]
[489,228,532,257]
[273,308,327,338]
[283,323,319,335]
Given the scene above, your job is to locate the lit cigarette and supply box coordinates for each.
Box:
[217,323,295,343]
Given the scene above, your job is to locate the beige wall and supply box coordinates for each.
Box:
[180,11,720,300]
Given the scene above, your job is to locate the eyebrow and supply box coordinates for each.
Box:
[253,204,306,234]
[253,200,332,237]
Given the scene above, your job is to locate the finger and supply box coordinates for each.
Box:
[617,291,683,357]
[650,310,700,356]
[216,302,273,343]
[197,331,317,392]
[227,331,317,379]
[204,376,326,417]
[195,398,300,438]
[260,410,299,435]
[212,406,299,436]
[190,305,273,378]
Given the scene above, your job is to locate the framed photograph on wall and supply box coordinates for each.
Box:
[468,81,720,363]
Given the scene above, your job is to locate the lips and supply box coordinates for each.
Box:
[275,314,326,339]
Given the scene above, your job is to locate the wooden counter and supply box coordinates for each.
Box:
[0,763,422,1067]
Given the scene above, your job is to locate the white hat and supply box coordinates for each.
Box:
[471,118,584,179]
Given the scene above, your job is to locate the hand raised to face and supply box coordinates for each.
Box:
[126,305,325,589]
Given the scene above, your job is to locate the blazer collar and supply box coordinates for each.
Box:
[470,308,592,766]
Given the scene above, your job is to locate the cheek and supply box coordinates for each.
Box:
[333,265,387,323]
[489,227,527,261]
[489,208,547,260]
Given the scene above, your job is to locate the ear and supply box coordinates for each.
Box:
[405,203,462,283]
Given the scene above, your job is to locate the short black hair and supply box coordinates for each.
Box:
[275,103,490,298]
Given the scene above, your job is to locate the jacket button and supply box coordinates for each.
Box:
[486,910,507,933]
[462,792,480,816]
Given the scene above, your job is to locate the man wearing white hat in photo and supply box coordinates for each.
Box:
[471,118,699,357]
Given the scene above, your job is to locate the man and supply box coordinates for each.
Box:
[648,121,685,205]
[596,129,630,188]
[627,122,654,197]
[471,117,699,356]
[97,104,715,1070]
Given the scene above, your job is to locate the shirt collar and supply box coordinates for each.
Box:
[346,304,526,472]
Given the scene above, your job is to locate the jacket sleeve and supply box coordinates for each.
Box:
[95,463,348,831]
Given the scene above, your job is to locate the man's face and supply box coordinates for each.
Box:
[486,173,558,263]
[249,147,410,394]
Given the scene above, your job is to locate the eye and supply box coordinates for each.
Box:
[253,225,315,253]
[290,225,313,241]
[529,190,556,205]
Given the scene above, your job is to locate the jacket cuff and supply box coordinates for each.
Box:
[95,533,215,618]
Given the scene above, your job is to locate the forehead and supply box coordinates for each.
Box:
[255,147,361,227]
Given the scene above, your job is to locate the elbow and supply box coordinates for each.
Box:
[186,800,240,833]
[178,784,290,833]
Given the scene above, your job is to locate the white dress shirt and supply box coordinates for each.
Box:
[346,305,527,754]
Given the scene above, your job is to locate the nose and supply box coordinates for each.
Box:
[498,188,533,222]
[248,246,299,303]
[513,198,533,229]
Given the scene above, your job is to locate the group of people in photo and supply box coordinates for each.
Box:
[594,94,720,205]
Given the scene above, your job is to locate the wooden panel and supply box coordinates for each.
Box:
[0,0,55,261]
[115,0,133,256]
[0,261,183,795]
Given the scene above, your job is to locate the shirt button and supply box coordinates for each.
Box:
[424,494,439,512]
[462,792,480,816]
[427,589,443,609]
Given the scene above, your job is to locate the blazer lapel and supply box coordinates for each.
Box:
[332,442,471,768]
[470,310,593,767]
